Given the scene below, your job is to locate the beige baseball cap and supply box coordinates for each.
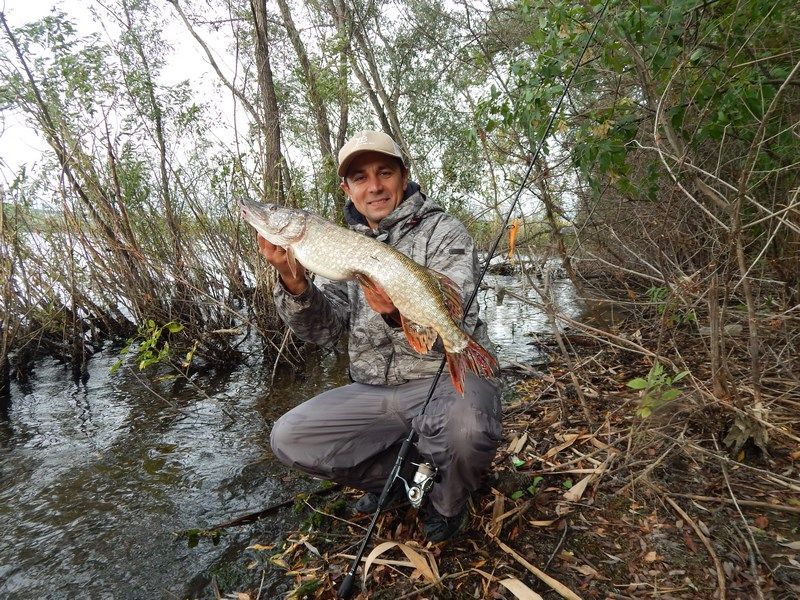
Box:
[337,130,405,177]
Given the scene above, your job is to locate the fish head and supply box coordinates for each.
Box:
[239,199,308,245]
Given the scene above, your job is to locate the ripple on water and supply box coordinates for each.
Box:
[0,271,572,597]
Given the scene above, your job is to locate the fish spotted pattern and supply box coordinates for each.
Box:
[240,186,497,394]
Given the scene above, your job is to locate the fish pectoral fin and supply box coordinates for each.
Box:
[400,316,438,354]
[354,273,381,297]
[428,269,464,322]
[284,246,298,279]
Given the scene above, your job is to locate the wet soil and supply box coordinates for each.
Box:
[218,324,800,600]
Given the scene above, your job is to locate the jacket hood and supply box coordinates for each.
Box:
[344,181,443,236]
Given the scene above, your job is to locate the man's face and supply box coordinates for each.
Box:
[341,152,408,229]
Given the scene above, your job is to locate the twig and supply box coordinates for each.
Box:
[651,431,800,487]
[183,483,342,532]
[487,531,583,600]
[521,266,593,424]
[712,435,768,572]
[544,520,569,570]
[255,569,266,600]
[667,493,800,515]
[392,573,466,600]
[303,497,368,532]
[664,496,726,600]
[618,438,682,495]
[762,473,800,494]
[732,522,766,600]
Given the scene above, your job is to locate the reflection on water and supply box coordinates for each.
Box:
[0,346,349,599]
[0,269,579,598]
[482,272,582,364]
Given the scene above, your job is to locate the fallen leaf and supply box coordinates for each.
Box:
[303,540,322,558]
[363,541,438,585]
[269,555,289,569]
[529,519,558,527]
[571,564,600,577]
[697,520,711,537]
[514,432,529,454]
[544,433,586,458]
[507,434,520,454]
[498,577,545,600]
[559,550,577,563]
[723,561,735,578]
[246,543,273,551]
[683,530,698,553]
[754,515,769,529]
[643,551,658,562]
[563,473,593,502]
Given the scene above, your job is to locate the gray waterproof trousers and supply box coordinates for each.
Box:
[270,374,502,517]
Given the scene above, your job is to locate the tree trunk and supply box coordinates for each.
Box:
[121,0,184,271]
[332,0,350,150]
[349,23,419,176]
[536,160,583,296]
[275,0,333,160]
[250,0,286,205]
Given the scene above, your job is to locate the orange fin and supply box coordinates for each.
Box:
[508,218,520,262]
[428,269,463,322]
[354,272,380,296]
[445,337,498,395]
[400,315,438,354]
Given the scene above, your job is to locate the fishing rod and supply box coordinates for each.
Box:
[338,2,610,597]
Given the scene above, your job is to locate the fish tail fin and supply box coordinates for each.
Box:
[445,336,498,395]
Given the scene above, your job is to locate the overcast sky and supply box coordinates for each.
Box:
[0,0,239,180]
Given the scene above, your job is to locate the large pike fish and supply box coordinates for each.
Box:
[240,199,497,394]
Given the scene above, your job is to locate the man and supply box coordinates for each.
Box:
[260,130,501,542]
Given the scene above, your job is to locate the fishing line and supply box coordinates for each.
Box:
[338,1,611,596]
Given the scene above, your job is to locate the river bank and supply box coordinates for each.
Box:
[217,316,800,600]
[0,270,580,598]
[2,267,797,599]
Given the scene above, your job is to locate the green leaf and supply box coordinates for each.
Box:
[511,490,525,500]
[672,370,690,383]
[166,322,184,333]
[660,388,681,402]
[627,378,648,390]
[562,478,573,490]
[511,456,525,468]
[186,531,199,548]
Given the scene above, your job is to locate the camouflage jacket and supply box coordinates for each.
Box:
[273,182,495,386]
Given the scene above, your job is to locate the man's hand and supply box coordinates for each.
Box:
[257,234,308,295]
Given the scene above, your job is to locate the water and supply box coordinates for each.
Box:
[482,271,582,365]
[0,271,582,598]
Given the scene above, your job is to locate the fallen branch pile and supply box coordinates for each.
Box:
[227,317,799,600]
